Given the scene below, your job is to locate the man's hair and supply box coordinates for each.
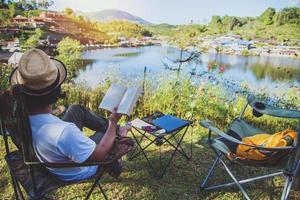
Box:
[23,87,62,111]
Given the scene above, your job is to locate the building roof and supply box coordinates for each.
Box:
[14,15,28,20]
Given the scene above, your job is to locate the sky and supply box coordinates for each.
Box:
[51,0,300,24]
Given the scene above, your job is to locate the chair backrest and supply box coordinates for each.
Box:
[0,86,40,165]
[234,95,300,168]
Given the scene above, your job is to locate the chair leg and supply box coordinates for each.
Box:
[10,172,25,200]
[85,178,99,200]
[10,173,20,200]
[219,158,251,200]
[281,176,293,200]
[97,182,108,200]
[200,156,220,189]
[200,153,251,200]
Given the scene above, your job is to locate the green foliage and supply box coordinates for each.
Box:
[56,37,82,80]
[149,7,300,44]
[57,75,300,132]
[145,23,177,36]
[69,15,152,44]
[0,9,12,26]
[0,64,12,90]
[259,7,276,25]
[221,16,242,31]
[26,9,42,17]
[140,28,152,37]
[274,7,300,25]
[215,46,223,53]
[21,28,44,51]
[241,49,251,56]
[64,7,73,15]
[210,15,222,25]
[96,20,147,38]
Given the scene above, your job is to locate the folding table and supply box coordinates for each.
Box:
[129,112,193,178]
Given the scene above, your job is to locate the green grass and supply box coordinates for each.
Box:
[1,126,300,199]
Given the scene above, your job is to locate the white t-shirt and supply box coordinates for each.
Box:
[29,114,98,182]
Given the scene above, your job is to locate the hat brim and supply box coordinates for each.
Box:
[10,58,67,96]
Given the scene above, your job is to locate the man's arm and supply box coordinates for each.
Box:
[87,108,120,162]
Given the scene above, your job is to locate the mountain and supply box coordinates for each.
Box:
[77,9,151,25]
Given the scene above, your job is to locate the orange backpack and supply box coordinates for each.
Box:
[236,129,297,160]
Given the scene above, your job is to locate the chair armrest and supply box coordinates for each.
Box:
[25,161,113,168]
[25,158,117,168]
[247,95,300,119]
[199,120,295,152]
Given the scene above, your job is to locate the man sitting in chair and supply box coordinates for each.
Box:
[9,48,131,182]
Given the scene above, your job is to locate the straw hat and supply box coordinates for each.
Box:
[10,48,67,96]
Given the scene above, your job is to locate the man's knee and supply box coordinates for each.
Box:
[67,104,85,114]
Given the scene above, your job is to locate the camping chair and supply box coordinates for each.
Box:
[0,88,120,200]
[199,94,300,200]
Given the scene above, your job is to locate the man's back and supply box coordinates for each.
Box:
[30,114,98,182]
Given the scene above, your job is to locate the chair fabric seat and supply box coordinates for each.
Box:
[208,119,291,167]
[5,151,103,198]
[208,119,266,155]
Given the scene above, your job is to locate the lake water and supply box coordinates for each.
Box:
[77,46,300,97]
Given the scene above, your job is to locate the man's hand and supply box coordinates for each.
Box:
[109,107,121,125]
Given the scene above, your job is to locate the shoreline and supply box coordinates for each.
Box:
[1,43,299,64]
[82,44,300,60]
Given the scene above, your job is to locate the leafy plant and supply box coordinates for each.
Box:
[56,37,82,80]
[0,64,12,91]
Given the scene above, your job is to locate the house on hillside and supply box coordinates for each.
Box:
[40,12,65,22]
[31,17,46,28]
[13,15,31,26]
[13,15,28,23]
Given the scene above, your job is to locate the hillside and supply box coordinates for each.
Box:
[149,7,300,46]
[77,9,151,25]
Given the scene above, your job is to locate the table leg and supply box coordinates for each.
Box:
[157,126,190,178]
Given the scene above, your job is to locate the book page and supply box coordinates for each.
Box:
[117,86,142,115]
[131,118,153,130]
[99,84,127,112]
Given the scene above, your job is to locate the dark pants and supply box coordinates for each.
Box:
[62,104,109,144]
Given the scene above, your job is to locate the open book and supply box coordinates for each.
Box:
[99,83,142,115]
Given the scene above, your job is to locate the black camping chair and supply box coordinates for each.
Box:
[0,88,119,200]
[199,94,300,200]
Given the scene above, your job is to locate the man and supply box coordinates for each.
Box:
[9,48,131,182]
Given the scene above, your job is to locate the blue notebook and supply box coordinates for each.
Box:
[152,115,189,133]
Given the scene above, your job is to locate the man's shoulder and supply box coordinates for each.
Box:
[30,114,78,136]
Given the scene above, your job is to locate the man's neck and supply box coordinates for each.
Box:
[29,105,52,115]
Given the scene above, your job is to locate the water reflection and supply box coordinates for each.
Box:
[76,46,300,91]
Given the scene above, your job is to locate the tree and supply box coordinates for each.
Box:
[8,2,17,18]
[21,28,44,51]
[141,29,152,37]
[210,15,222,25]
[56,37,82,80]
[259,7,276,25]
[274,7,300,25]
[209,15,223,33]
[222,16,241,31]
[64,7,74,15]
